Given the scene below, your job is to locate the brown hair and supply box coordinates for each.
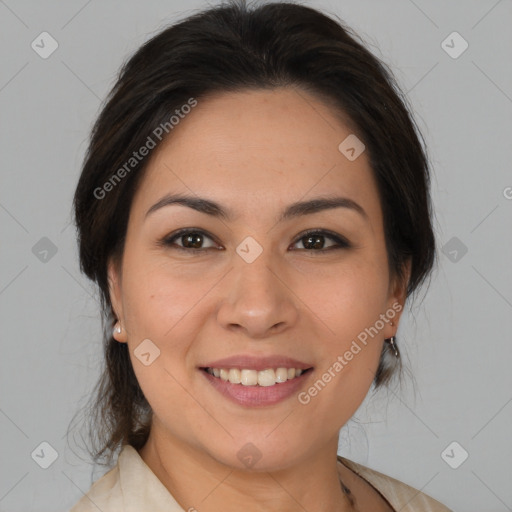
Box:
[69,0,436,468]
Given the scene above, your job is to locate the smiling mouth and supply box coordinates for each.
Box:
[201,367,313,386]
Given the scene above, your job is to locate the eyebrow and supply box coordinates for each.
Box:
[145,193,368,223]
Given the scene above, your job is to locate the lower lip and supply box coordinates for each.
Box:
[201,369,312,407]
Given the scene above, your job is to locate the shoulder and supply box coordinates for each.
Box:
[68,445,185,512]
[68,464,121,512]
[338,456,453,512]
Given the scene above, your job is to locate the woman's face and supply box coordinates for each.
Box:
[109,87,408,470]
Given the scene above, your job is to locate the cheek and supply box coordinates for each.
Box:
[294,254,390,338]
[120,262,208,427]
[297,259,388,402]
[121,252,214,341]
[118,258,206,393]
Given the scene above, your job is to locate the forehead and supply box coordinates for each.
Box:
[131,87,381,225]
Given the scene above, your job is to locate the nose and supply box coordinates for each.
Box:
[216,249,299,339]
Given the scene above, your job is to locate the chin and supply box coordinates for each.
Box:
[204,435,303,473]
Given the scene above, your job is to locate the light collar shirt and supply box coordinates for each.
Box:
[69,445,453,511]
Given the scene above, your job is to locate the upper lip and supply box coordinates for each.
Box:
[200,355,313,371]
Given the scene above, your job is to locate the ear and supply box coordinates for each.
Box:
[384,258,411,337]
[108,257,127,343]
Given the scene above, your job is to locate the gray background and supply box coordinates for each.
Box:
[1,0,511,511]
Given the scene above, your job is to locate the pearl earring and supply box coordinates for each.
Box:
[113,323,122,336]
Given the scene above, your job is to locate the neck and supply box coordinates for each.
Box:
[138,426,353,512]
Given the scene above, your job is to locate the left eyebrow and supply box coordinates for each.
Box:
[144,193,369,223]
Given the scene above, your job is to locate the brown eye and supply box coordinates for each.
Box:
[301,234,326,250]
[162,229,219,251]
[291,230,350,252]
[180,232,206,249]
[160,228,350,253]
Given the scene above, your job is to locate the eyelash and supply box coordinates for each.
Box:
[159,228,351,254]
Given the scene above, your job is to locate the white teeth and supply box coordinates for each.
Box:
[241,369,258,386]
[206,366,307,386]
[228,368,241,384]
[257,369,276,387]
[275,368,288,383]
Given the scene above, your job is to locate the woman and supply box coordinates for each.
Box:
[68,1,452,510]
